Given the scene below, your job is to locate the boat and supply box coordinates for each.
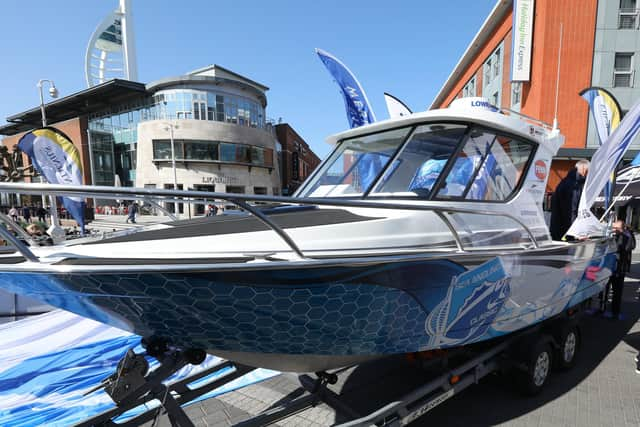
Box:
[0,97,617,372]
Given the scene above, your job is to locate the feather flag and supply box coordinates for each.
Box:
[566,98,640,237]
[580,87,622,206]
[18,127,86,233]
[316,48,376,128]
[384,92,412,118]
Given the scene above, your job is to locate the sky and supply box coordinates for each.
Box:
[0,0,497,159]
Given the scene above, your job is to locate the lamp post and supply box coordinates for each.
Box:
[163,123,179,189]
[37,79,58,127]
[164,122,179,216]
[37,79,62,236]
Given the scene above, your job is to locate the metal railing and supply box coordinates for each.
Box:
[0,182,541,263]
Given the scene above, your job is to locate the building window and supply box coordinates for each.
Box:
[250,147,265,165]
[619,0,638,29]
[184,141,218,161]
[511,82,522,107]
[152,139,270,166]
[614,53,634,87]
[254,187,267,195]
[462,76,476,97]
[150,89,264,128]
[152,140,184,160]
[484,59,492,84]
[235,145,251,163]
[226,186,245,194]
[482,43,503,104]
[152,140,172,160]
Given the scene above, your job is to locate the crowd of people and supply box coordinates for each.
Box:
[5,203,49,225]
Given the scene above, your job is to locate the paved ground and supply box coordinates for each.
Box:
[142,263,640,427]
[85,213,172,232]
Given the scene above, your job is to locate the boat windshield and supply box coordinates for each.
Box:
[299,122,534,201]
[300,127,412,197]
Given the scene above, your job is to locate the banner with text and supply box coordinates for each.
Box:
[18,127,85,232]
[511,0,535,81]
[316,48,376,128]
[580,87,622,206]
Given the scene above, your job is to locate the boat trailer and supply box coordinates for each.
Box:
[75,314,578,427]
[75,306,583,427]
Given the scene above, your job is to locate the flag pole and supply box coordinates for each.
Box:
[552,23,563,131]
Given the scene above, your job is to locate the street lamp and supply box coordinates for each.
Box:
[163,123,179,190]
[37,79,58,127]
[36,79,62,238]
[163,122,179,217]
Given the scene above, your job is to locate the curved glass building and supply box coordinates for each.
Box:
[86,65,281,213]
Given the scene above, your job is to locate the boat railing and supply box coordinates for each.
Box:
[500,108,553,132]
[0,182,541,262]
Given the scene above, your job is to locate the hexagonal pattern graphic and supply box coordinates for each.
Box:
[0,250,613,360]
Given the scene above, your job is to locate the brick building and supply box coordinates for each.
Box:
[431,0,640,192]
[275,123,321,196]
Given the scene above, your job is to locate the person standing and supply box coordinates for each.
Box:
[22,205,31,224]
[8,206,18,223]
[36,203,47,223]
[608,220,632,320]
[126,202,138,224]
[624,223,636,273]
[549,159,590,240]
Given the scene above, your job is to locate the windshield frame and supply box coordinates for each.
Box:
[295,125,415,198]
[296,121,538,203]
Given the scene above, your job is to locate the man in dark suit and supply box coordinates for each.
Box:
[549,159,590,240]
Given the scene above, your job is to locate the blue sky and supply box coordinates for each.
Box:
[0,0,496,158]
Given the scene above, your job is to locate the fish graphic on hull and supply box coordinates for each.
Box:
[425,257,511,347]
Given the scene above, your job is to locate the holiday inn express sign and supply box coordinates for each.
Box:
[511,0,535,82]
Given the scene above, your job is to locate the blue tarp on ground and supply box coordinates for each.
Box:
[0,311,279,426]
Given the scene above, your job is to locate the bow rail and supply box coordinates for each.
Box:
[0,182,541,262]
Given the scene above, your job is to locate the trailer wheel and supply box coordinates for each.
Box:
[555,324,580,370]
[518,338,553,396]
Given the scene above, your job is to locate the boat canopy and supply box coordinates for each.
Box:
[298,121,536,202]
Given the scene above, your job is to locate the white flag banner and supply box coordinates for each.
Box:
[567,99,640,237]
[384,92,412,118]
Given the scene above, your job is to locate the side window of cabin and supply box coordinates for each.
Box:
[372,124,467,196]
[465,134,533,201]
[436,128,495,198]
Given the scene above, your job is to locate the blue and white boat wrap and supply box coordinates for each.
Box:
[0,97,617,372]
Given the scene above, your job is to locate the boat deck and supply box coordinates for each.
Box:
[144,263,640,427]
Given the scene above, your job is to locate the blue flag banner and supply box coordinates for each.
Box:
[580,87,622,207]
[18,127,86,233]
[316,48,376,128]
